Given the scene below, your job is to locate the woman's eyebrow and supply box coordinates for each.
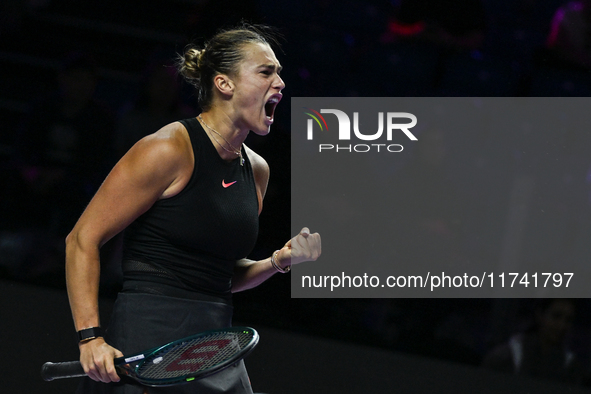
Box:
[258,64,283,73]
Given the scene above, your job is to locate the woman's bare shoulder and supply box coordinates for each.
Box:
[139,121,189,147]
[128,121,191,163]
[118,121,194,198]
[244,144,269,211]
[244,145,269,178]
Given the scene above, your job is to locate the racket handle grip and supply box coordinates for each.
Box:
[41,361,86,381]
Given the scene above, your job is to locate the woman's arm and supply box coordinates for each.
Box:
[66,122,192,383]
[232,146,321,292]
[232,228,321,292]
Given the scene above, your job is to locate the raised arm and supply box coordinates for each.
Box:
[232,227,322,292]
[232,146,321,292]
[65,122,192,383]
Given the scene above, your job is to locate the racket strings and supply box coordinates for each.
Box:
[136,331,253,381]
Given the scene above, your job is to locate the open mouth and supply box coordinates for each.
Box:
[265,96,281,120]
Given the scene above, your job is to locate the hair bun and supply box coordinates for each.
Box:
[179,47,204,81]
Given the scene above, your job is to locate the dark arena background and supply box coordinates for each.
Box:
[2,0,591,392]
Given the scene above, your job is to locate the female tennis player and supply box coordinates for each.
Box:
[66,24,321,393]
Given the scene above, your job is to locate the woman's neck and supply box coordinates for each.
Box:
[199,109,248,147]
[198,110,248,163]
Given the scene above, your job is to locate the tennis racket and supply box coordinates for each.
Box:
[41,326,259,387]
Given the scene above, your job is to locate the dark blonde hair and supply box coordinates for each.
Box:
[178,24,280,111]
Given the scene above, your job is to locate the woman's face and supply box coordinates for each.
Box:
[230,42,285,135]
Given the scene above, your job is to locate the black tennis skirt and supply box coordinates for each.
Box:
[75,285,253,394]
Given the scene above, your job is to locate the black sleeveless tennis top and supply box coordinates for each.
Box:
[122,117,260,301]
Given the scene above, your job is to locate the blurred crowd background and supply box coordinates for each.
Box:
[2,0,591,388]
